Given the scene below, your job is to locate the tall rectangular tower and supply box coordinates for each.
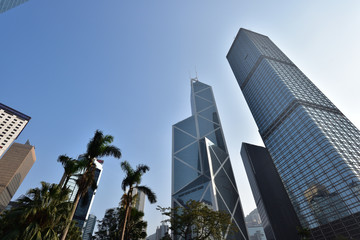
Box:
[241,143,301,240]
[0,141,36,211]
[0,103,31,158]
[65,158,103,231]
[228,28,360,239]
[172,79,248,240]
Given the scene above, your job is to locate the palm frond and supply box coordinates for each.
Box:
[101,145,121,159]
[136,186,157,204]
[135,164,149,175]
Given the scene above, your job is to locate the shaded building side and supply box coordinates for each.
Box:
[241,143,300,240]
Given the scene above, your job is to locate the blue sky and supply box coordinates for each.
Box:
[1,0,360,235]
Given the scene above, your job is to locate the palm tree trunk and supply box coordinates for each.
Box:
[121,204,131,240]
[63,176,70,189]
[61,191,81,240]
[59,172,67,187]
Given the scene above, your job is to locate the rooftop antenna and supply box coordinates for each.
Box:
[190,66,198,83]
[195,65,198,80]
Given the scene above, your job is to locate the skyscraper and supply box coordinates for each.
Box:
[241,143,301,240]
[172,79,248,240]
[0,141,36,211]
[228,28,360,239]
[0,103,31,158]
[82,214,97,240]
[132,188,145,213]
[0,0,28,13]
[65,158,103,231]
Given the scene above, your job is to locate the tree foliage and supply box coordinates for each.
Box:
[61,130,121,240]
[120,161,157,240]
[0,182,81,240]
[158,200,235,240]
[94,207,147,240]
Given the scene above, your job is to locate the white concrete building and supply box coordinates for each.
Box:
[0,103,30,158]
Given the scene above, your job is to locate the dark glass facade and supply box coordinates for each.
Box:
[74,167,102,229]
[65,158,103,232]
[228,28,360,239]
[241,143,301,240]
[172,79,248,240]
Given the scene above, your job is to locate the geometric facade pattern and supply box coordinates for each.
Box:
[172,79,248,240]
[228,28,360,239]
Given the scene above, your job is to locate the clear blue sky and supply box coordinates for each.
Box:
[1,0,360,235]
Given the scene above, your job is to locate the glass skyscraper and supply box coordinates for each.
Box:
[227,28,360,239]
[172,79,248,240]
[65,158,103,232]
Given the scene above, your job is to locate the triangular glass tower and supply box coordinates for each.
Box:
[172,79,248,240]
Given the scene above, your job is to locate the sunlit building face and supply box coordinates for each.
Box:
[172,79,248,240]
[228,28,360,239]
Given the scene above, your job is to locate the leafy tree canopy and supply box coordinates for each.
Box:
[158,200,235,240]
[0,182,81,240]
[94,207,147,240]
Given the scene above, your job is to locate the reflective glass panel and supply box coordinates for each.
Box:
[194,96,213,112]
[196,88,214,102]
[174,116,197,138]
[198,106,220,124]
[175,142,201,171]
[209,148,221,173]
[198,116,220,137]
[193,81,210,93]
[215,168,238,212]
[173,127,196,152]
[210,145,229,165]
[201,185,213,206]
[173,159,199,193]
[204,129,226,151]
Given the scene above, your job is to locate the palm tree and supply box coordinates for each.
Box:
[120,161,157,240]
[61,130,121,240]
[0,182,81,240]
[57,155,81,188]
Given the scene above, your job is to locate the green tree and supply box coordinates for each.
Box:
[94,207,147,240]
[61,130,121,240]
[0,182,81,240]
[57,155,81,188]
[158,200,234,240]
[120,161,157,240]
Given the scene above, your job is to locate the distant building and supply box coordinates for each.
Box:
[0,0,28,14]
[245,209,262,227]
[0,103,30,158]
[245,209,267,240]
[0,141,36,211]
[248,226,266,240]
[82,214,97,240]
[65,157,103,233]
[133,188,145,212]
[172,79,248,240]
[146,224,169,240]
[241,143,300,240]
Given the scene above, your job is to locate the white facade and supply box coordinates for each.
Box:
[132,188,145,212]
[0,103,30,158]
